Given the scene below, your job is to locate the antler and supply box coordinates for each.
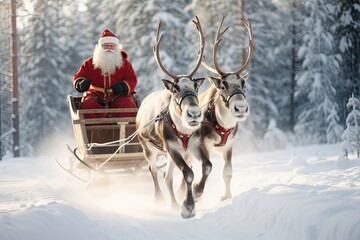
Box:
[201,56,219,74]
[205,17,254,77]
[153,16,205,80]
[154,21,177,80]
[187,16,205,79]
[235,19,254,75]
[213,16,230,77]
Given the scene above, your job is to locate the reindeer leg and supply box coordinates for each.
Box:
[177,177,187,199]
[176,156,190,200]
[141,142,163,204]
[181,165,195,218]
[193,147,212,200]
[221,147,233,201]
[169,150,195,218]
[164,157,179,210]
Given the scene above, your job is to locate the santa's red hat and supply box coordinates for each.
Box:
[98,29,120,46]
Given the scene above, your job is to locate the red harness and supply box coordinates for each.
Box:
[206,103,235,147]
[169,115,192,151]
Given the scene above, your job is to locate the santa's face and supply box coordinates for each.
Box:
[102,43,116,52]
[93,43,122,75]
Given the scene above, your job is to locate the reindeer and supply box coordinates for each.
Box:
[136,16,212,218]
[199,17,254,201]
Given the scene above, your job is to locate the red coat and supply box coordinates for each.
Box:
[73,51,138,118]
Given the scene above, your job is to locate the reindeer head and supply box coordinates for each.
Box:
[203,17,254,121]
[154,16,206,129]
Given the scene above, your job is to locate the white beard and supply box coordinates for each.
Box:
[93,45,123,75]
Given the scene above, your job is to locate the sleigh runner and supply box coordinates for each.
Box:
[67,95,147,174]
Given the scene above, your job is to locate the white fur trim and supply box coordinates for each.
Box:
[98,36,120,46]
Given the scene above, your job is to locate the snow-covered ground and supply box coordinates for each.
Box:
[1,135,359,240]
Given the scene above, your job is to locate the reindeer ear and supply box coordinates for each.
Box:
[241,71,251,81]
[207,76,222,89]
[193,77,205,91]
[162,79,174,92]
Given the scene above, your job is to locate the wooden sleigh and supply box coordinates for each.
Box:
[66,95,148,175]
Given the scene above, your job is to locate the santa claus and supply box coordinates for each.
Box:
[73,29,138,118]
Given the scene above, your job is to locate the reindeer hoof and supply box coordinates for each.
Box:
[181,204,195,219]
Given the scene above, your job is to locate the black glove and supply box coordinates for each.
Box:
[76,79,91,92]
[112,82,128,95]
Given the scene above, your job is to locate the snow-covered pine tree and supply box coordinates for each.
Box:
[294,0,342,144]
[19,0,68,155]
[327,105,343,143]
[341,94,360,158]
[239,1,283,137]
[331,0,360,125]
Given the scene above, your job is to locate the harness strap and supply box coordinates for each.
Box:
[149,140,164,151]
[223,89,246,108]
[146,109,192,151]
[177,91,198,111]
[168,114,192,151]
[207,102,234,147]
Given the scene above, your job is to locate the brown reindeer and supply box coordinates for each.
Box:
[136,16,212,218]
[199,17,254,201]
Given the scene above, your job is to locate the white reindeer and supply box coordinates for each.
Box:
[136,17,211,218]
[199,17,254,200]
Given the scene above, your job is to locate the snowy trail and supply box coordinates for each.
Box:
[0,177,106,240]
[0,143,360,240]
